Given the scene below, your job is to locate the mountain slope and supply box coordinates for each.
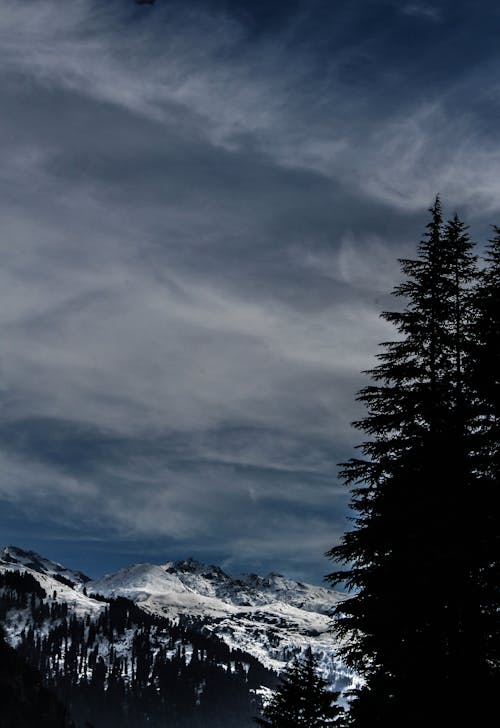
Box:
[0,567,268,727]
[87,556,351,687]
[0,547,355,693]
[0,546,104,647]
[1,546,89,585]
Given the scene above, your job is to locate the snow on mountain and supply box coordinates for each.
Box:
[88,561,242,617]
[86,556,352,690]
[1,545,90,585]
[162,558,343,614]
[0,547,105,646]
[86,557,344,622]
[0,547,355,692]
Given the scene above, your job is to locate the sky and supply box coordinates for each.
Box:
[1,0,500,584]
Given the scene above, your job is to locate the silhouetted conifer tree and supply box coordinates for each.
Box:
[326,198,495,725]
[255,648,344,727]
[468,226,500,692]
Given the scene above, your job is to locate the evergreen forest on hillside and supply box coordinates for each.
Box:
[0,571,274,727]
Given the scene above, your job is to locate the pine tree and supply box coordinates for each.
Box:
[468,227,500,692]
[326,199,487,725]
[255,648,344,728]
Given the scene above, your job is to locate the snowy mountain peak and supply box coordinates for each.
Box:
[83,555,350,682]
[0,545,90,585]
[85,555,345,624]
[87,562,194,604]
[0,546,354,693]
[163,557,227,579]
[159,557,344,614]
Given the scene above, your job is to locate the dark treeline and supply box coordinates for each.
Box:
[327,200,500,726]
[0,571,274,728]
[0,624,70,728]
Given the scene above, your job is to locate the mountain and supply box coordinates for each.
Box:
[0,546,355,726]
[1,545,90,585]
[87,557,350,683]
[0,546,104,638]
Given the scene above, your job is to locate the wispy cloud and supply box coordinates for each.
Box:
[0,0,499,580]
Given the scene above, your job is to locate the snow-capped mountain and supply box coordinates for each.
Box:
[0,546,354,693]
[0,554,271,728]
[1,545,90,585]
[85,557,350,684]
[0,546,105,638]
[87,556,343,616]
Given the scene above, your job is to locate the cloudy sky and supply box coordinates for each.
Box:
[1,0,499,583]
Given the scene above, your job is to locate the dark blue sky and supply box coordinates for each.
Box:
[1,0,499,583]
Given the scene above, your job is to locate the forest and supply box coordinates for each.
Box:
[0,570,274,727]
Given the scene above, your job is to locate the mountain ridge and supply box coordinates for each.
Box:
[1,545,90,585]
[0,544,354,693]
